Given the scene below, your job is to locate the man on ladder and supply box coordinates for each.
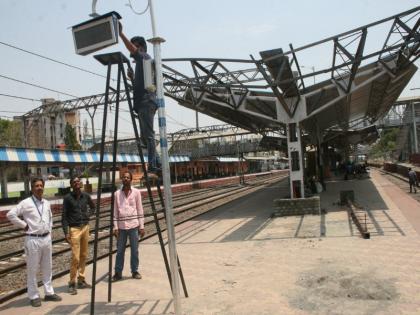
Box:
[119,22,160,176]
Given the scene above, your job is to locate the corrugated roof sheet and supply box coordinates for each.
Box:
[0,147,190,164]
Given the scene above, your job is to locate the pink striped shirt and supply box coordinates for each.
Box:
[113,187,144,230]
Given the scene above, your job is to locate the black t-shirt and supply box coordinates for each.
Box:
[62,192,95,235]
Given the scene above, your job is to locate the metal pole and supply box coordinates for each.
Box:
[312,66,315,85]
[90,61,112,315]
[412,101,418,153]
[148,1,181,314]
[196,110,199,130]
[22,118,28,147]
[107,60,122,302]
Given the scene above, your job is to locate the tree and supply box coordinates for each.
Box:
[64,123,82,150]
[369,128,399,158]
[0,119,23,147]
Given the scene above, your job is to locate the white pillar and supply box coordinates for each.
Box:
[287,123,305,198]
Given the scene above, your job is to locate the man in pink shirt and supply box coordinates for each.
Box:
[112,171,145,281]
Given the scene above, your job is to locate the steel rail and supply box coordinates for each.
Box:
[0,173,286,304]
[0,174,283,267]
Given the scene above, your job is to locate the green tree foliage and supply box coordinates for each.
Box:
[369,128,399,158]
[64,123,82,150]
[0,119,23,147]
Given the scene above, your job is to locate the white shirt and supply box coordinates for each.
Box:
[7,196,52,235]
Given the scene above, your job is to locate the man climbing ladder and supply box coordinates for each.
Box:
[119,21,160,176]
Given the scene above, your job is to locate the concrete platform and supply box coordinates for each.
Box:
[1,169,420,314]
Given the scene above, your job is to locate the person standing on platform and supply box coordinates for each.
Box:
[119,21,160,176]
[7,177,62,307]
[408,168,418,193]
[112,171,145,281]
[62,176,95,295]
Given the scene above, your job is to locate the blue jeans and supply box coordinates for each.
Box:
[136,102,160,170]
[115,228,139,274]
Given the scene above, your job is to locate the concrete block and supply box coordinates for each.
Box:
[272,197,320,217]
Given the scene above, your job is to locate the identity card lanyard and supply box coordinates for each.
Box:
[32,196,44,222]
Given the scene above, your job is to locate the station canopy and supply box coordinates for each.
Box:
[0,147,190,165]
[162,7,420,146]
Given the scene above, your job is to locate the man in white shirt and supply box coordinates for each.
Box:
[7,177,62,307]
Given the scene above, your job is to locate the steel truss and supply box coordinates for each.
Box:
[161,6,420,129]
[16,7,420,198]
[19,6,420,141]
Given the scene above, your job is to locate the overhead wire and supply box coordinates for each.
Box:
[0,74,79,98]
[0,41,115,82]
[0,42,137,139]
[166,113,195,129]
[126,0,150,15]
[1,90,192,133]
[0,40,195,131]
[0,39,198,136]
[0,109,27,114]
[0,93,42,102]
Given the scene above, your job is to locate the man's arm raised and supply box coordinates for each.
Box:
[119,22,137,54]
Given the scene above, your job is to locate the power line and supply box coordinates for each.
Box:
[0,74,79,98]
[0,115,16,119]
[0,41,113,81]
[2,91,194,130]
[127,0,150,15]
[0,109,27,114]
[166,113,194,129]
[0,93,41,102]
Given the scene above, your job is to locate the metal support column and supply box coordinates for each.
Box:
[149,1,182,313]
[412,101,418,153]
[0,164,8,199]
[107,60,122,303]
[23,163,30,196]
[105,167,111,183]
[287,123,305,198]
[316,125,325,191]
[90,55,112,315]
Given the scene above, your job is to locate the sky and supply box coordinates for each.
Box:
[0,0,419,140]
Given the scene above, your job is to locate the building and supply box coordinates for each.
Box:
[24,98,81,149]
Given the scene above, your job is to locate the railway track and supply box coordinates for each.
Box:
[0,185,225,237]
[0,179,272,262]
[0,184,236,245]
[376,167,420,201]
[0,172,287,303]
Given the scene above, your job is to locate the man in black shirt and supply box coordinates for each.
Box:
[119,22,160,176]
[62,176,95,295]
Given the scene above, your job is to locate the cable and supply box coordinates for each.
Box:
[0,41,115,81]
[0,93,42,102]
[0,74,79,98]
[126,0,149,15]
[6,93,194,133]
[0,115,16,119]
[0,109,27,114]
[166,113,194,129]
